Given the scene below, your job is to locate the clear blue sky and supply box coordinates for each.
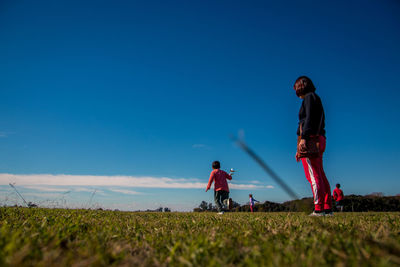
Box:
[1,0,399,211]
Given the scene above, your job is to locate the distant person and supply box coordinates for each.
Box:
[249,194,260,213]
[333,184,344,212]
[294,76,333,216]
[206,161,233,214]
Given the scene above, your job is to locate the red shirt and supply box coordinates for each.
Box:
[333,188,344,201]
[206,169,232,192]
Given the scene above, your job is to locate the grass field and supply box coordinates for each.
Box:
[0,208,399,266]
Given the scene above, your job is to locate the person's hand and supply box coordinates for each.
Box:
[296,139,306,162]
[205,188,209,192]
[295,152,301,162]
[299,139,306,150]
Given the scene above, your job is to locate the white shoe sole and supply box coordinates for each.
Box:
[309,212,324,217]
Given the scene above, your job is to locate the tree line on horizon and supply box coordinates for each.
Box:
[193,194,400,213]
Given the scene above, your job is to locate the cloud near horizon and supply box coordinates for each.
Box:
[0,173,274,190]
[192,144,211,149]
[108,188,144,195]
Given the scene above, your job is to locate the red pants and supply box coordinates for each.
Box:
[250,205,254,212]
[301,136,332,211]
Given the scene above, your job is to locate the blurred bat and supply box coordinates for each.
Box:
[231,135,299,200]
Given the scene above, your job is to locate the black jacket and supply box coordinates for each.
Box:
[297,92,325,139]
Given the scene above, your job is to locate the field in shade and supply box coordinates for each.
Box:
[0,208,399,266]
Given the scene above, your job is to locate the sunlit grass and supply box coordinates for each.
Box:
[0,208,399,266]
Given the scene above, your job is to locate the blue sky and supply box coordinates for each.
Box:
[1,0,399,211]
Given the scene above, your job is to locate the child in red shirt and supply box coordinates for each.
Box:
[205,161,232,214]
[333,183,344,212]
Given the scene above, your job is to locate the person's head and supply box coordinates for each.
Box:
[293,76,316,98]
[249,194,253,198]
[212,161,220,169]
[336,183,341,188]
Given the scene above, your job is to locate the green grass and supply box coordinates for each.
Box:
[1,208,399,266]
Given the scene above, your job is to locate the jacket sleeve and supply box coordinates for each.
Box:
[206,172,215,190]
[301,94,316,139]
[333,190,338,200]
[225,171,232,180]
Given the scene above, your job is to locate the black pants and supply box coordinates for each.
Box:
[214,190,229,212]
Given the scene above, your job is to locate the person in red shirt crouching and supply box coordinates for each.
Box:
[206,161,233,214]
[333,184,344,212]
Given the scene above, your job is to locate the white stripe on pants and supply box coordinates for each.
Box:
[306,158,319,205]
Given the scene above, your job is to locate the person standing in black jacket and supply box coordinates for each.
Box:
[294,76,333,216]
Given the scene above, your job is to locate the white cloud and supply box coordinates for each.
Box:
[73,187,97,192]
[21,185,69,192]
[0,131,13,138]
[18,185,106,195]
[109,188,143,195]
[0,173,274,190]
[192,144,211,149]
[23,192,63,198]
[231,184,274,189]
